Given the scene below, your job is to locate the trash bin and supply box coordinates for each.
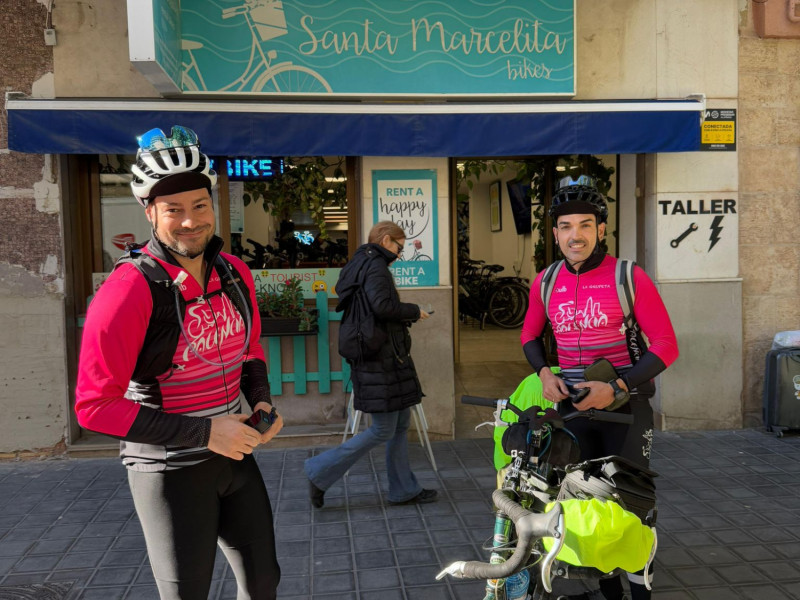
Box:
[763,331,800,437]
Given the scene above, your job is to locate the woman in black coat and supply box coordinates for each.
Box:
[304,221,437,507]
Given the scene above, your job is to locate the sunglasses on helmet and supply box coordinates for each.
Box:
[556,174,597,191]
[137,125,200,153]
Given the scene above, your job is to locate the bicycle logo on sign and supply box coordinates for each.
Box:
[405,239,432,262]
[181,0,332,94]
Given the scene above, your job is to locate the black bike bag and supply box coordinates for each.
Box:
[556,456,657,524]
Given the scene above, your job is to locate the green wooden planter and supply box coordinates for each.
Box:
[260,310,318,337]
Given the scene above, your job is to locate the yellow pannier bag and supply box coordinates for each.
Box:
[542,498,655,573]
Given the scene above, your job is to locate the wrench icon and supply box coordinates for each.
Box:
[670,223,698,248]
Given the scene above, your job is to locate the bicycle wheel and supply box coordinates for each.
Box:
[253,63,332,93]
[510,282,531,325]
[487,282,529,328]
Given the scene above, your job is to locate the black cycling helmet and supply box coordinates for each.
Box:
[549,175,608,224]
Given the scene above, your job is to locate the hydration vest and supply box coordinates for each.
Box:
[115,246,253,384]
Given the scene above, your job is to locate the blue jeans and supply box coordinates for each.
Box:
[304,407,422,503]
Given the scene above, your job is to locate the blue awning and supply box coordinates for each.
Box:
[6,97,702,156]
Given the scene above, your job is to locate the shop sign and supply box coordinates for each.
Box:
[252,268,341,299]
[153,0,575,97]
[656,193,738,280]
[373,170,439,288]
[211,157,283,181]
[701,109,736,151]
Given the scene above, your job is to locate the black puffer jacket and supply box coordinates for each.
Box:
[336,243,423,413]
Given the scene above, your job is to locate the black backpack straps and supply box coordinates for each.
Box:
[214,256,253,335]
[115,248,178,305]
[616,259,636,330]
[116,249,185,382]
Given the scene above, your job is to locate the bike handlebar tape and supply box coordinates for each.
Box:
[453,491,563,580]
[460,395,498,408]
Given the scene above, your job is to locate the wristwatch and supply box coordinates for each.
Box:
[607,379,630,411]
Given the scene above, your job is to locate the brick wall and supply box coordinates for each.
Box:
[739,9,800,425]
[0,1,68,453]
[1,1,59,277]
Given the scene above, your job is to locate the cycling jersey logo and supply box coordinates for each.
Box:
[555,285,567,293]
[553,297,608,334]
[182,293,245,363]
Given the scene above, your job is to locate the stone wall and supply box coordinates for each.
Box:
[0,1,68,453]
[738,6,800,425]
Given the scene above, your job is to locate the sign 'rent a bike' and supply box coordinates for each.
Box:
[129,0,576,97]
[373,170,439,288]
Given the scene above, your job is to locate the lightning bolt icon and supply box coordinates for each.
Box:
[709,216,724,251]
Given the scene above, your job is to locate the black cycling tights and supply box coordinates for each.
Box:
[562,397,655,600]
[129,454,280,600]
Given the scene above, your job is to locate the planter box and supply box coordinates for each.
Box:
[260,311,318,337]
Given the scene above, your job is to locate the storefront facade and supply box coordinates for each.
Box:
[2,0,795,454]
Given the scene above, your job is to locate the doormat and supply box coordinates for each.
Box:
[0,582,73,600]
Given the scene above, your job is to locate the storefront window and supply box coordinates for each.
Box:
[98,154,145,272]
[457,155,618,277]
[94,154,351,300]
[235,156,348,270]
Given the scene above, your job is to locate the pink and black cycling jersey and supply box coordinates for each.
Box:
[521,255,678,389]
[75,240,264,471]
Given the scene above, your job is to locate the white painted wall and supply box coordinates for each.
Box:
[467,171,533,282]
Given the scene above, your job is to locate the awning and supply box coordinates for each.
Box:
[6,97,702,157]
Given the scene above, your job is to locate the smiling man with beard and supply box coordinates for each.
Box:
[75,126,283,599]
[518,176,679,600]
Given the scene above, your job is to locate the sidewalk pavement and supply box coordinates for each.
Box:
[1,429,799,600]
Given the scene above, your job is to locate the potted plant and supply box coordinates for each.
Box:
[256,277,319,336]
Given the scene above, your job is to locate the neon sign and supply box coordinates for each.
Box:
[294,230,315,245]
[210,157,283,181]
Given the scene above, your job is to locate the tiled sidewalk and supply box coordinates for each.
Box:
[0,429,799,599]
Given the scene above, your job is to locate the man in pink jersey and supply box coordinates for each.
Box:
[75,126,282,599]
[519,176,678,600]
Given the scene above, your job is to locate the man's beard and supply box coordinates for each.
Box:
[167,236,208,259]
[152,214,213,259]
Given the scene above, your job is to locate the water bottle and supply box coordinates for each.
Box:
[505,568,530,600]
[484,514,512,600]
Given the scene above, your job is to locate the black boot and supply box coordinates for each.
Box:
[309,479,325,508]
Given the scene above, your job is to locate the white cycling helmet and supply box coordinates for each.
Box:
[130,125,217,207]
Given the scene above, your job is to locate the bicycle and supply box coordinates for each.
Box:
[438,391,658,599]
[181,2,332,94]
[459,258,529,329]
[243,237,288,269]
